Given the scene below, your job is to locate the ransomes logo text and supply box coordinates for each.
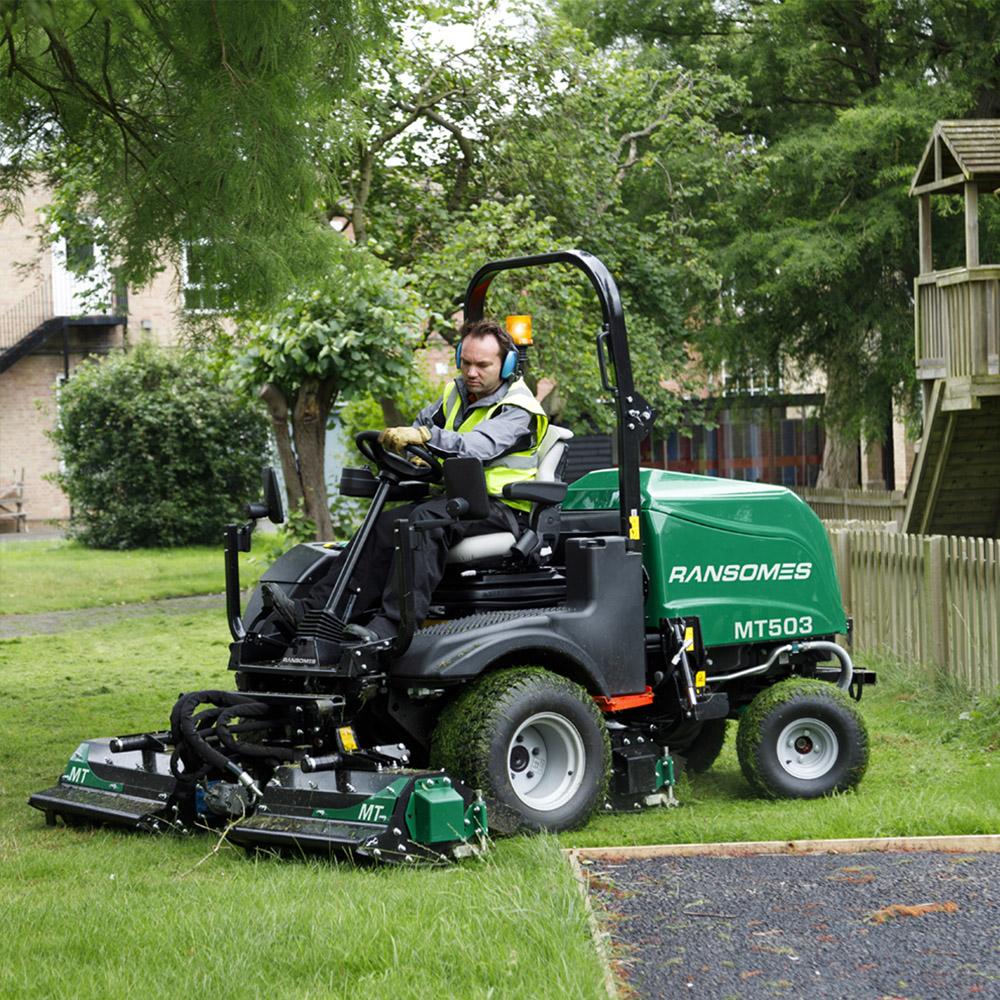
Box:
[669,562,812,584]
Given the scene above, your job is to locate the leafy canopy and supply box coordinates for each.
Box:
[228,240,426,403]
[0,0,395,307]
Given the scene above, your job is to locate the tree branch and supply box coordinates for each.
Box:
[209,0,247,88]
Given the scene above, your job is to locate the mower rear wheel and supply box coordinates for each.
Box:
[736,679,869,799]
[430,667,610,835]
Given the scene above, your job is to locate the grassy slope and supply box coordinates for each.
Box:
[0,538,279,614]
[0,612,605,1000]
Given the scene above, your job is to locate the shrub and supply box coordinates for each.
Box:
[53,343,270,548]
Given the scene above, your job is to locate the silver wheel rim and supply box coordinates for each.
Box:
[507,712,586,811]
[776,717,839,779]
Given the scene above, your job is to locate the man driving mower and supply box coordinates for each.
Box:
[261,317,548,644]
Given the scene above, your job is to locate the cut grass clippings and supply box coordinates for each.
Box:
[0,537,282,614]
[0,611,606,1000]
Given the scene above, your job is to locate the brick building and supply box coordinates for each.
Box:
[0,184,185,528]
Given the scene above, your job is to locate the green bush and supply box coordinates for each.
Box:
[52,344,270,548]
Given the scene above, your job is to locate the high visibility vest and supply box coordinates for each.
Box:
[440,377,548,511]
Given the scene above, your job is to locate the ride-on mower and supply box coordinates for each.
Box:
[31,250,875,862]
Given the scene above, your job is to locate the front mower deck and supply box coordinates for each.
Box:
[30,737,488,864]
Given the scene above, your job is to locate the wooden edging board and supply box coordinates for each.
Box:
[566,833,1000,862]
[564,835,1000,999]
[565,849,619,1000]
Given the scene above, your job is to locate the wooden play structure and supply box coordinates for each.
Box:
[904,120,1000,538]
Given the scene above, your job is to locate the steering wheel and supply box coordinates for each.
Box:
[355,430,444,483]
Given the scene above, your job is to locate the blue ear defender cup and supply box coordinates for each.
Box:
[455,340,518,379]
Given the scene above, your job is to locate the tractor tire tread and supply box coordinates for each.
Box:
[430,667,609,835]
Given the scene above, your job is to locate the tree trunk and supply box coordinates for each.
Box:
[378,396,407,427]
[259,382,304,514]
[291,375,338,540]
[816,365,860,488]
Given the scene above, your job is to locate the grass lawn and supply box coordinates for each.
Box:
[0,537,283,614]
[1,604,996,998]
[0,611,606,1000]
[564,656,1000,850]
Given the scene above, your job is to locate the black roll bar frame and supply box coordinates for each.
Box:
[463,249,654,551]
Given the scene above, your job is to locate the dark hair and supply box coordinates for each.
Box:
[458,318,515,359]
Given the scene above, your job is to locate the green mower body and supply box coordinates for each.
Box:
[563,469,847,647]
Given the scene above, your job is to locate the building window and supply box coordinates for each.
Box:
[181,241,229,313]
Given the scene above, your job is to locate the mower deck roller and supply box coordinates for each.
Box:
[30,736,487,863]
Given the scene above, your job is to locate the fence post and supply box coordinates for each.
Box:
[922,535,948,670]
[835,530,852,618]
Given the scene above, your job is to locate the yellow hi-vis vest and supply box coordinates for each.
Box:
[441,377,549,512]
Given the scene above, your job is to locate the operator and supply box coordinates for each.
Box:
[262,317,548,644]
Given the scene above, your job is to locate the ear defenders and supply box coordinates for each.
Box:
[455,340,518,379]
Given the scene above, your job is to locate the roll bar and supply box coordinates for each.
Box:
[463,249,654,551]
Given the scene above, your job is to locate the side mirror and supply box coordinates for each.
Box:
[262,466,285,524]
[245,466,285,524]
[443,457,491,519]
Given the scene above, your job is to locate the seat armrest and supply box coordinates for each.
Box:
[502,481,568,505]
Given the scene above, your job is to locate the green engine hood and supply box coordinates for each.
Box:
[564,469,847,647]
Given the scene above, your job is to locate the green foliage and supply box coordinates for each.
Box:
[52,343,268,549]
[411,196,699,432]
[714,95,942,436]
[229,239,425,402]
[330,6,746,434]
[570,0,1000,443]
[0,0,396,308]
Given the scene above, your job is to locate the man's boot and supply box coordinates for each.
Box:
[260,582,300,637]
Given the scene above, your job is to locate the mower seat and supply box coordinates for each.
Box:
[445,425,573,565]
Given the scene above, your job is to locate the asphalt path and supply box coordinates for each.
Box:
[586,850,1000,999]
[0,593,229,638]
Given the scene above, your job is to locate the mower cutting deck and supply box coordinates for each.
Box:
[30,732,488,863]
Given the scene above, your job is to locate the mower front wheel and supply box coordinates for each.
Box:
[736,679,869,799]
[430,667,610,835]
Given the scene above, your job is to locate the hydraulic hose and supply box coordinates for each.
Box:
[706,640,854,691]
[214,702,296,762]
[169,690,274,797]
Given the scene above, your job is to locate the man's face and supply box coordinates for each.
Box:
[459,334,505,398]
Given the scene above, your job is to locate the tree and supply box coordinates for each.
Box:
[0,0,395,308]
[227,240,425,540]
[52,343,268,548]
[326,5,746,432]
[570,0,1000,486]
[712,1,1000,485]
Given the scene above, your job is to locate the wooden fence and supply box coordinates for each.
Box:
[826,527,1000,693]
[794,487,906,525]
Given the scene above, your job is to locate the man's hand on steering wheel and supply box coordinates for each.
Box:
[355,430,443,482]
[379,425,431,456]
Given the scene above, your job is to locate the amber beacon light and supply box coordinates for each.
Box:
[506,314,533,345]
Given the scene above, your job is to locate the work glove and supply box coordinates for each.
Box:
[378,425,431,457]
